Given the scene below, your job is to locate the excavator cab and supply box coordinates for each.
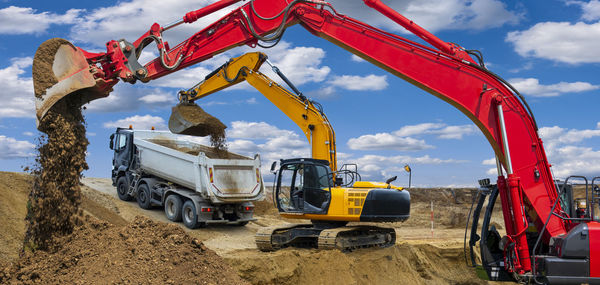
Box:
[274,158,332,215]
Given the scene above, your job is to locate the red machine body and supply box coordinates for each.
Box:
[76,0,599,282]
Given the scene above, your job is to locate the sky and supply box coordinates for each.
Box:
[0,0,599,187]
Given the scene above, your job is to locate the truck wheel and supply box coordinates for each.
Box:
[182,200,199,229]
[137,184,152,210]
[116,176,133,201]
[164,194,183,222]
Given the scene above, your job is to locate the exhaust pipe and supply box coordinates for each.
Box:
[32,38,112,127]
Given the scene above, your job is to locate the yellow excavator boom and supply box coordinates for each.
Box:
[177,52,337,171]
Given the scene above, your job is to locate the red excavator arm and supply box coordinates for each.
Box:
[38,0,600,280]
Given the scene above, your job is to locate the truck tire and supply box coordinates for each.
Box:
[164,194,183,222]
[137,183,152,210]
[116,176,133,201]
[182,200,200,229]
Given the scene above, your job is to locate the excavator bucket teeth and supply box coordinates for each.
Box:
[33,38,109,127]
[168,103,227,136]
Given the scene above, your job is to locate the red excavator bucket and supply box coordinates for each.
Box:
[33,38,111,127]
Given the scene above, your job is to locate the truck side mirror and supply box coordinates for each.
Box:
[270,161,278,174]
[109,134,115,150]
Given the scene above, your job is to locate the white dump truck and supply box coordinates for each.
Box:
[109,128,264,228]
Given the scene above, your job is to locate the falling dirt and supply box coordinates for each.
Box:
[26,40,91,251]
[149,139,249,160]
[169,103,228,151]
[1,216,249,285]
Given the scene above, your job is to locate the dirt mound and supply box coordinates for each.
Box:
[0,172,31,261]
[1,216,249,284]
[226,242,484,285]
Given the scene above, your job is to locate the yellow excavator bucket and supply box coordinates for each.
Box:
[32,38,109,127]
[168,103,226,136]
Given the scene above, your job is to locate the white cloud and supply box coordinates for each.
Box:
[103,115,166,130]
[393,123,476,139]
[506,21,600,64]
[0,57,35,118]
[70,0,244,47]
[351,154,465,180]
[348,123,476,151]
[327,75,388,91]
[149,41,330,92]
[328,0,520,34]
[539,125,600,144]
[22,132,35,137]
[509,78,599,97]
[227,121,295,139]
[482,158,496,165]
[538,123,600,178]
[351,55,366,63]
[0,136,35,159]
[348,133,433,151]
[85,85,173,113]
[139,93,175,104]
[568,0,600,21]
[0,6,82,35]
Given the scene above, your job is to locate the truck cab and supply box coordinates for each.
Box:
[110,128,134,188]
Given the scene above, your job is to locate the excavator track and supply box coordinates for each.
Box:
[255,223,315,252]
[318,226,396,251]
[255,224,396,252]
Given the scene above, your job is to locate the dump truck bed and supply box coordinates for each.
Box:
[132,130,263,203]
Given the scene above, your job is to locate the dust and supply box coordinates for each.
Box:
[170,103,228,151]
[2,216,249,284]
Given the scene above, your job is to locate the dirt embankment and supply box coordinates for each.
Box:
[1,216,248,285]
[0,172,30,261]
[228,243,483,285]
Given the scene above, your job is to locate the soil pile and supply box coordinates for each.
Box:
[226,242,484,285]
[0,172,31,261]
[169,103,228,151]
[1,216,249,284]
[26,40,90,251]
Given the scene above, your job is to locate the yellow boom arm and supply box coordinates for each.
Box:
[180,52,337,171]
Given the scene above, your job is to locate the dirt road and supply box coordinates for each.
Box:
[1,172,501,284]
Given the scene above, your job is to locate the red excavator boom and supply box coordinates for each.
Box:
[34,0,600,282]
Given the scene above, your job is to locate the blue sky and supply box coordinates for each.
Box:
[1,0,599,187]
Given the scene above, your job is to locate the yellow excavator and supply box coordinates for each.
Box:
[173,52,411,251]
